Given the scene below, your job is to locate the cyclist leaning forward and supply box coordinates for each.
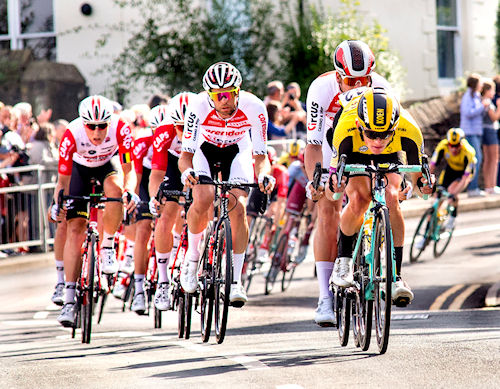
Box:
[148,92,197,311]
[326,87,435,306]
[52,95,138,327]
[179,61,275,306]
[428,128,476,231]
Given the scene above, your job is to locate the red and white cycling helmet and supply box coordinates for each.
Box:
[202,62,242,91]
[169,92,196,125]
[149,105,170,128]
[334,40,376,78]
[78,95,114,123]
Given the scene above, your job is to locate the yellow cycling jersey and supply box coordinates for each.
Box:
[430,139,476,174]
[329,94,424,170]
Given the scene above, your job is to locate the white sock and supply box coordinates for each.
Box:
[134,274,145,295]
[55,260,65,284]
[233,253,245,283]
[316,261,334,299]
[171,232,181,253]
[102,231,115,249]
[64,282,76,304]
[157,251,170,284]
[186,231,203,263]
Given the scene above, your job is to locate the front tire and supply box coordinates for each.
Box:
[82,234,97,344]
[409,208,433,263]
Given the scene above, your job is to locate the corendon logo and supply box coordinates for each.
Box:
[308,101,319,131]
[184,112,196,139]
[123,134,133,149]
[153,131,169,151]
[258,113,266,140]
[205,128,245,137]
[59,138,73,160]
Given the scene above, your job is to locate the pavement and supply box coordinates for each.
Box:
[1,191,500,302]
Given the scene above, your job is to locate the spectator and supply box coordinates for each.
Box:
[53,119,69,147]
[481,79,500,194]
[266,101,298,141]
[264,80,284,106]
[460,73,489,197]
[28,122,58,183]
[282,82,307,139]
[13,102,37,144]
[148,94,169,109]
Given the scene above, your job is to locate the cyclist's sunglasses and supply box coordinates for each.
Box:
[342,75,371,87]
[362,128,394,140]
[449,143,461,149]
[208,87,239,102]
[85,122,109,131]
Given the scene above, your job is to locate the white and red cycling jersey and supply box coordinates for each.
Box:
[151,122,180,171]
[306,71,391,167]
[58,115,133,175]
[182,90,268,156]
[132,127,153,174]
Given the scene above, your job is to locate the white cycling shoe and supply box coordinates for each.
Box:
[229,282,248,308]
[392,278,414,307]
[131,292,146,315]
[314,296,335,327]
[330,257,354,287]
[57,302,77,327]
[120,254,134,274]
[154,282,171,311]
[180,261,198,293]
[101,248,118,274]
[51,283,64,306]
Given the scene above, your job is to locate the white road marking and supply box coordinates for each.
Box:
[392,313,429,320]
[485,282,500,307]
[227,355,269,371]
[2,319,59,327]
[448,284,481,310]
[33,311,49,319]
[45,304,61,311]
[429,284,464,311]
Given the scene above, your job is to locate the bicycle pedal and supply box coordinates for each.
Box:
[230,300,245,308]
[317,321,336,328]
[393,297,410,308]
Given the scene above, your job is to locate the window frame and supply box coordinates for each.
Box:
[436,0,462,87]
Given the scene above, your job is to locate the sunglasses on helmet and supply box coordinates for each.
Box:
[342,76,371,87]
[208,87,239,102]
[362,128,394,140]
[85,122,109,131]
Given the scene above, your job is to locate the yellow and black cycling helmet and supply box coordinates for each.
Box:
[356,87,400,132]
[447,127,464,146]
[289,139,305,157]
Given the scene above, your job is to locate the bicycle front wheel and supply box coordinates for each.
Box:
[373,207,393,354]
[81,234,97,344]
[336,287,351,347]
[214,219,233,344]
[409,208,433,263]
[200,228,214,343]
[177,291,185,338]
[433,211,454,258]
[184,292,193,339]
[265,234,287,295]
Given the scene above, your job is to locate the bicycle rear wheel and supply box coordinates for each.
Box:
[214,218,233,344]
[351,233,372,351]
[82,234,97,344]
[373,207,392,354]
[281,261,296,292]
[184,292,193,339]
[265,234,287,295]
[409,208,433,263]
[177,291,185,338]
[433,209,454,257]
[336,287,350,347]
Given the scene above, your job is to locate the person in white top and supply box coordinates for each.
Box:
[178,62,275,306]
[51,95,139,328]
[304,40,392,327]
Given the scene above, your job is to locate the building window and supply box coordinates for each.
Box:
[0,0,56,60]
[436,0,461,79]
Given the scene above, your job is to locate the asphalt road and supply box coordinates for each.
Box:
[1,208,500,388]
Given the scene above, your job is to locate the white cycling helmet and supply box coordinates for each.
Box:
[202,62,242,91]
[78,95,114,123]
[169,92,196,125]
[149,105,171,128]
[334,40,376,78]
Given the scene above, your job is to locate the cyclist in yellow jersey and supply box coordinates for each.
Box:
[326,87,435,306]
[429,128,476,230]
[277,139,305,167]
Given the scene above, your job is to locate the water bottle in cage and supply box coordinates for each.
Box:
[287,226,298,256]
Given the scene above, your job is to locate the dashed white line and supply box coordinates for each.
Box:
[33,311,49,319]
[227,355,269,371]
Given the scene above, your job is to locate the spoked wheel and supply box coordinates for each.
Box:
[373,207,393,354]
[177,292,185,338]
[154,307,162,329]
[72,290,82,339]
[122,273,134,312]
[336,287,350,347]
[265,234,287,295]
[214,219,233,344]
[281,261,296,292]
[352,232,372,351]
[409,208,433,263]
[81,234,97,344]
[200,231,214,343]
[184,292,193,339]
[97,292,107,324]
[433,211,454,258]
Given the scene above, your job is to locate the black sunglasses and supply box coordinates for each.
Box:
[85,123,108,131]
[363,129,394,140]
[449,143,461,149]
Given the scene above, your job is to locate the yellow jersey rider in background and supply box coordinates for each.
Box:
[326,87,435,306]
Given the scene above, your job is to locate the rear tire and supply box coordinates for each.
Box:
[177,293,185,338]
[184,292,193,339]
[409,208,433,263]
[265,234,287,295]
[336,288,350,347]
[433,208,454,257]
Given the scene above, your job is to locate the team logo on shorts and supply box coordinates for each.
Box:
[360,146,368,152]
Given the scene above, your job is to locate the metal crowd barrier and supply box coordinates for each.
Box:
[0,165,56,253]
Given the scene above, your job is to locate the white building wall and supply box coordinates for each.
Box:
[54,0,499,104]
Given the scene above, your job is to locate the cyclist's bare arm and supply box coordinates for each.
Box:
[51,173,71,222]
[178,151,198,187]
[254,154,273,193]
[121,161,138,211]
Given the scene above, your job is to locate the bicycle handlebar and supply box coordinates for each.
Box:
[197,176,260,188]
